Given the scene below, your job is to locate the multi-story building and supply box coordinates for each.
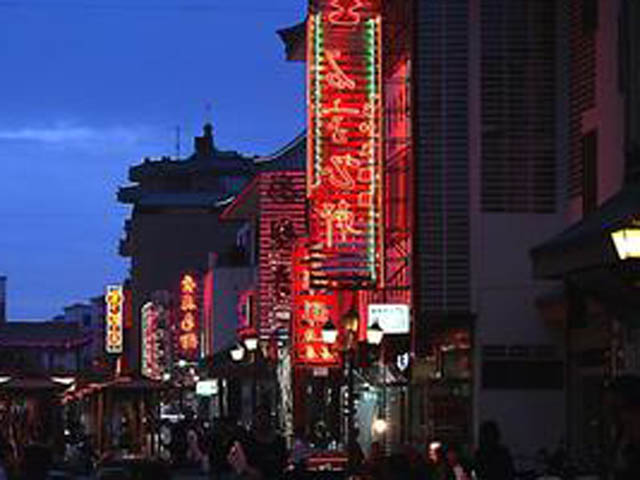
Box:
[282,0,570,456]
[0,276,6,324]
[532,0,640,462]
[117,123,256,370]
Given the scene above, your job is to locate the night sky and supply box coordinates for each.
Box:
[0,0,306,319]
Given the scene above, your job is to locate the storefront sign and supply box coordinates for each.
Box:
[368,304,409,334]
[259,172,306,335]
[142,301,168,380]
[307,0,383,288]
[177,273,199,360]
[105,285,124,354]
[196,380,218,397]
[292,242,341,366]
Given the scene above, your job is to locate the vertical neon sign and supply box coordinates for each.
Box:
[105,285,124,354]
[178,273,199,360]
[307,0,383,288]
[292,241,341,366]
[141,302,159,379]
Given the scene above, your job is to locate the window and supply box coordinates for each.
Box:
[583,0,598,35]
[582,130,598,215]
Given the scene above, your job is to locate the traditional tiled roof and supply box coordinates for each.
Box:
[277,21,307,62]
[0,322,90,348]
[128,152,255,183]
[254,131,306,172]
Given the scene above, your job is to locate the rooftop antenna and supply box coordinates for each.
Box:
[175,125,181,159]
[205,101,213,125]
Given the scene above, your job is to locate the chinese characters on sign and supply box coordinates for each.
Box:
[307,0,383,288]
[142,301,169,380]
[142,302,159,379]
[105,285,124,354]
[292,242,340,366]
[258,172,306,335]
[178,273,199,359]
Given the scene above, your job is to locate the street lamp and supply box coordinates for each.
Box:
[244,335,258,352]
[321,319,339,344]
[322,306,384,471]
[367,321,384,346]
[611,226,640,260]
[230,343,245,362]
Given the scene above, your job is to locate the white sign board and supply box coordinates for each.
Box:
[196,380,219,397]
[368,304,410,334]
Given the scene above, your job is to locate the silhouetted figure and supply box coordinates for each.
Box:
[363,440,384,479]
[208,417,241,480]
[379,453,412,480]
[474,421,514,480]
[290,427,311,475]
[0,433,9,480]
[439,443,471,480]
[20,444,51,480]
[347,427,365,474]
[608,375,640,480]
[227,405,286,480]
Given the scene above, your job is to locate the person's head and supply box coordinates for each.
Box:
[479,420,501,448]
[444,443,461,467]
[427,441,442,463]
[252,404,272,434]
[403,443,420,464]
[22,444,52,480]
[606,375,640,440]
[370,441,383,460]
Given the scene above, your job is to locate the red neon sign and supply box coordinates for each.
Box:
[307,0,383,288]
[177,273,199,359]
[258,172,307,336]
[292,242,341,366]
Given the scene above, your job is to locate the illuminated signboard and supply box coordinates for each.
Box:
[258,172,307,335]
[307,0,383,288]
[141,302,167,380]
[105,285,124,354]
[367,304,410,334]
[177,273,199,360]
[292,242,341,366]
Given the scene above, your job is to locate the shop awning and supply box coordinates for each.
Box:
[531,185,640,279]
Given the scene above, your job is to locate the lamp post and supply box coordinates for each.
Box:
[244,332,259,416]
[322,309,384,470]
[230,331,259,422]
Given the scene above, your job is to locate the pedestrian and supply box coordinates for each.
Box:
[607,375,640,480]
[227,405,287,480]
[363,440,384,479]
[20,443,52,480]
[438,443,471,480]
[0,433,10,480]
[347,427,365,474]
[290,427,311,474]
[474,420,514,480]
[209,417,241,480]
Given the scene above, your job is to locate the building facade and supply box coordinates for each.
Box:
[532,0,640,466]
[117,124,256,371]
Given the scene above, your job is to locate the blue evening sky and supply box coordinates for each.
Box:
[0,0,306,319]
